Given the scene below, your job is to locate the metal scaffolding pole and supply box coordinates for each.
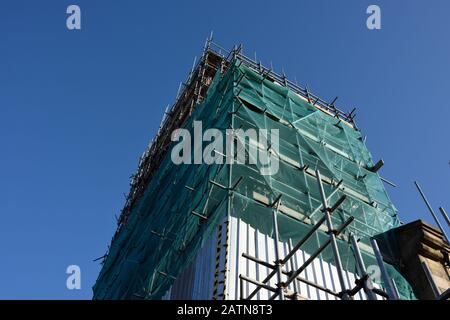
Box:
[282,214,328,264]
[438,207,450,228]
[271,199,285,300]
[370,238,399,300]
[391,278,401,300]
[421,261,441,298]
[350,234,377,300]
[245,268,277,300]
[244,206,334,300]
[242,252,340,298]
[240,274,277,294]
[272,217,354,299]
[438,287,450,300]
[414,181,449,243]
[288,239,300,295]
[240,172,360,301]
[241,215,354,300]
[315,170,350,300]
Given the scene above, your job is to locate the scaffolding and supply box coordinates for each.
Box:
[93,38,416,300]
[239,170,401,300]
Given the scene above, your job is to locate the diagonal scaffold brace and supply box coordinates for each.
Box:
[239,169,356,300]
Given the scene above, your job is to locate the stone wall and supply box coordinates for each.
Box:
[391,220,450,299]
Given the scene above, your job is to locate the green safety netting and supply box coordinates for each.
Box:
[93,58,415,300]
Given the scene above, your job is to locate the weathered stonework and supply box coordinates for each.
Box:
[391,220,450,299]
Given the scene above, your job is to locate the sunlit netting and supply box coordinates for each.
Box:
[93,57,415,300]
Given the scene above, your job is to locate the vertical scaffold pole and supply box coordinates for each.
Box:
[350,234,377,300]
[240,276,245,300]
[272,199,285,300]
[370,238,399,300]
[315,170,349,300]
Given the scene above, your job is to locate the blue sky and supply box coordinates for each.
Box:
[0,0,448,299]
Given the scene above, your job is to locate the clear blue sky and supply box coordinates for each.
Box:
[0,0,448,299]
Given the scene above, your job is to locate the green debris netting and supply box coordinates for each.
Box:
[93,59,415,300]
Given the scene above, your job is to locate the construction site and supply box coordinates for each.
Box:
[92,39,450,301]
